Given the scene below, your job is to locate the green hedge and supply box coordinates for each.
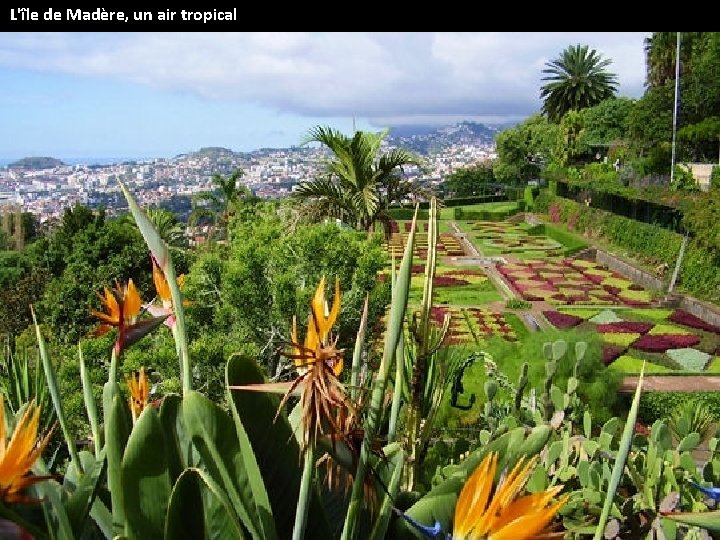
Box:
[387,208,430,220]
[535,192,720,302]
[455,203,522,221]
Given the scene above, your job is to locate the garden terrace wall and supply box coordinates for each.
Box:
[595,250,664,292]
[678,297,720,329]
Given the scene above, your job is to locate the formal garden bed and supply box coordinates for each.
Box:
[543,307,720,374]
[498,257,655,306]
[459,220,566,258]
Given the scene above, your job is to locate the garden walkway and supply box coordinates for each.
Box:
[620,375,720,393]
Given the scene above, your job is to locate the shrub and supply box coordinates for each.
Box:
[632,333,701,352]
[711,165,720,191]
[668,309,720,334]
[597,321,654,334]
[639,392,720,426]
[542,310,583,329]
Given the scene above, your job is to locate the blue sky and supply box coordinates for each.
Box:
[0,32,652,161]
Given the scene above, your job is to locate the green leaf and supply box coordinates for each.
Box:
[182,390,268,539]
[165,467,247,538]
[342,204,419,540]
[226,354,331,540]
[63,449,107,536]
[79,346,102,458]
[32,306,82,471]
[592,362,645,540]
[117,178,191,393]
[104,381,131,535]
[159,394,193,484]
[662,509,720,531]
[677,432,701,452]
[164,468,211,539]
[369,444,405,540]
[121,407,173,539]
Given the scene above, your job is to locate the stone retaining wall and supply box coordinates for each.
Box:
[595,249,665,291]
[678,296,720,328]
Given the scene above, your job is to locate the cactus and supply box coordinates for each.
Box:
[514,362,529,413]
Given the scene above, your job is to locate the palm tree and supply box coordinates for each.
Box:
[540,44,618,123]
[293,126,427,235]
[189,168,249,242]
[144,207,187,251]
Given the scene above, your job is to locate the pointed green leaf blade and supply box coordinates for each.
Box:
[121,407,173,539]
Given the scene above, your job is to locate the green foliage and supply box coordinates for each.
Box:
[293,126,427,232]
[639,392,720,426]
[579,97,635,146]
[493,114,559,184]
[184,205,389,372]
[441,165,495,197]
[682,189,720,252]
[671,165,700,192]
[540,43,618,123]
[711,165,720,191]
[667,399,717,442]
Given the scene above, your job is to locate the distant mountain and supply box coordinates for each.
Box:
[8,156,65,170]
[386,121,502,155]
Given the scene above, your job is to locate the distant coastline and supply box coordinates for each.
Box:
[0,157,158,168]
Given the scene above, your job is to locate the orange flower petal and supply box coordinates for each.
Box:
[124,279,142,321]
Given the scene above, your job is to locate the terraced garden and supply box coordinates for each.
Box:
[378,213,720,391]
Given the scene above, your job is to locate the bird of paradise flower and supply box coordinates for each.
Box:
[231,276,355,453]
[399,451,568,540]
[145,256,191,329]
[0,394,55,505]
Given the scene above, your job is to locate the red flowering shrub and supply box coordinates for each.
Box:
[669,309,720,334]
[543,310,583,329]
[597,321,654,334]
[632,334,701,352]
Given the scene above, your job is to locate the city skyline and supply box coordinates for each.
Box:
[1,32,651,160]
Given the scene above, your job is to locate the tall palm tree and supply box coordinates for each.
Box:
[293,126,427,235]
[540,44,618,123]
[189,168,248,242]
[644,32,701,89]
[144,207,187,251]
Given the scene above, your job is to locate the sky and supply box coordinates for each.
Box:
[0,32,652,161]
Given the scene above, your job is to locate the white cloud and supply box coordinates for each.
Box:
[0,31,651,124]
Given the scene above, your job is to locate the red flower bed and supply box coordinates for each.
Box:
[602,345,626,365]
[433,276,470,287]
[669,309,720,334]
[597,321,654,334]
[631,334,701,352]
[543,310,583,329]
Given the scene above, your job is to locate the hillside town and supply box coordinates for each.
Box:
[0,124,498,222]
